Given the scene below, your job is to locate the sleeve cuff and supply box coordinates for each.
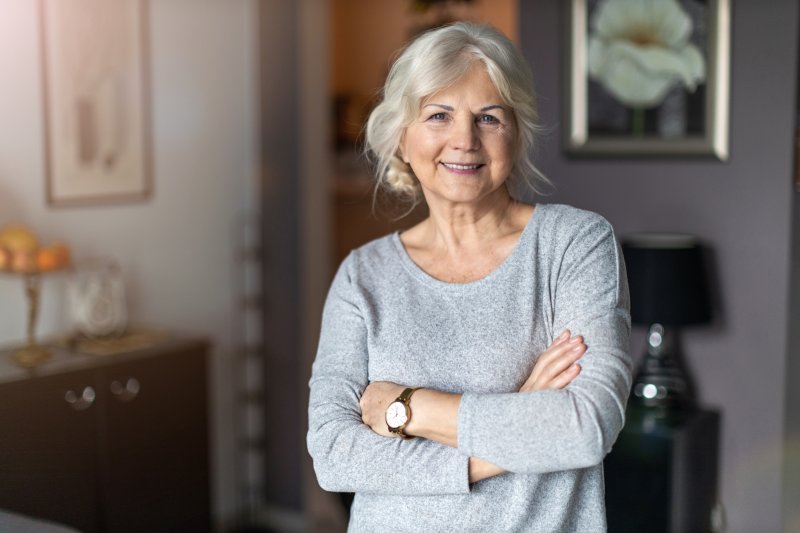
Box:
[457,392,477,457]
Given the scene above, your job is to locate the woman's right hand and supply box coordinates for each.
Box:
[519,330,585,393]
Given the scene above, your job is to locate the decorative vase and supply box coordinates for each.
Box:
[68,258,128,338]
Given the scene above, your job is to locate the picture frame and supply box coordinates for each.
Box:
[564,0,731,160]
[40,0,152,207]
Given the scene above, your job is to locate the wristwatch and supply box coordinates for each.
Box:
[385,387,420,439]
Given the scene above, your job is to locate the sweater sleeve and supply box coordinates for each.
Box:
[307,253,471,495]
[457,217,633,473]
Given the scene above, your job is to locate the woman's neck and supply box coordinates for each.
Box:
[398,188,534,284]
[415,188,526,254]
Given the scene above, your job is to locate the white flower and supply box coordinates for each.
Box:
[587,0,706,108]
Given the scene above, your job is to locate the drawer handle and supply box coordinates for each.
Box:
[65,386,96,411]
[110,378,140,402]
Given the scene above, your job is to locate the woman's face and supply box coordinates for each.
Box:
[399,63,516,209]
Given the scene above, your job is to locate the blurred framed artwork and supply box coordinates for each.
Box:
[41,0,152,207]
[564,0,730,160]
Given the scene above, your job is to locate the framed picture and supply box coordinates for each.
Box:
[40,0,152,207]
[565,0,731,159]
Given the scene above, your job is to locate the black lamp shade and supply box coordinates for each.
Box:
[622,234,711,326]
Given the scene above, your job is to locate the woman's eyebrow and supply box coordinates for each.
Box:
[424,103,454,111]
[423,103,506,112]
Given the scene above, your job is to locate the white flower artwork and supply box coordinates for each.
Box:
[587,0,706,109]
[565,0,730,159]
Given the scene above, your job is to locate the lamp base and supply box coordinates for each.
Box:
[631,324,695,410]
[13,344,52,368]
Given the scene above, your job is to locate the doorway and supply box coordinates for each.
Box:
[328,0,520,271]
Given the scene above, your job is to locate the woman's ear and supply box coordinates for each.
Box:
[398,132,409,164]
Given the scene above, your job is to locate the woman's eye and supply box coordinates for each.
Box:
[429,112,447,121]
[478,114,499,124]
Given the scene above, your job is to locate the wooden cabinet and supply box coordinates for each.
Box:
[604,407,721,533]
[0,369,102,531]
[0,337,210,533]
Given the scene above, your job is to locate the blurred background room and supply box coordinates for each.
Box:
[0,0,799,532]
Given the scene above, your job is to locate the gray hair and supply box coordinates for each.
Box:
[364,22,548,207]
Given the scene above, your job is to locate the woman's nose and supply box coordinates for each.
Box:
[449,116,480,151]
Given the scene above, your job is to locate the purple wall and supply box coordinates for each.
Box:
[520,1,798,531]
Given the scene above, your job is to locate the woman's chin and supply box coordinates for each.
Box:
[423,181,508,208]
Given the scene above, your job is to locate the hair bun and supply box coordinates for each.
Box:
[385,156,421,199]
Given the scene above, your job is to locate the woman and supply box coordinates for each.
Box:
[307,22,631,532]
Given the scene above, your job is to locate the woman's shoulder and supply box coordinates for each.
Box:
[535,203,614,236]
[532,203,618,258]
[350,231,400,261]
[335,231,403,281]
[535,202,610,226]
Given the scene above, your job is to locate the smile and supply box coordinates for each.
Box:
[441,162,484,171]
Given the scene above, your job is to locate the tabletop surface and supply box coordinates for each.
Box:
[0,332,209,385]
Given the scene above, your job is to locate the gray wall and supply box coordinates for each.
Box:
[520,1,798,531]
[786,189,800,532]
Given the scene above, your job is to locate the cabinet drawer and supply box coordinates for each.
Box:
[0,369,102,532]
[102,347,210,533]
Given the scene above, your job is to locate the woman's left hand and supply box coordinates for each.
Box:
[360,381,406,437]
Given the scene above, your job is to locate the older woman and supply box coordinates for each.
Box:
[307,22,631,532]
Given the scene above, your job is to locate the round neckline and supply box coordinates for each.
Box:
[391,203,541,292]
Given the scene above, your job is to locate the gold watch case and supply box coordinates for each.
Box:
[385,387,419,439]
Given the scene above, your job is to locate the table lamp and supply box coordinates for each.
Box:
[622,233,711,411]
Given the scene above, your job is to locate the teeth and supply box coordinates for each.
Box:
[443,163,481,170]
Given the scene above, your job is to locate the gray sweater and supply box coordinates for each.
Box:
[307,203,632,532]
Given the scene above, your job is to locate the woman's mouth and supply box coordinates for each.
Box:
[441,162,484,173]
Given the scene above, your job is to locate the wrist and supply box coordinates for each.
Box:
[405,388,461,447]
[469,456,506,483]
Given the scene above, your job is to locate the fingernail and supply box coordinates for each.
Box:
[558,330,569,340]
[571,345,583,352]
[569,336,581,344]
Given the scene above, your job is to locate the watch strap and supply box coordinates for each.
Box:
[398,387,420,404]
[389,387,420,439]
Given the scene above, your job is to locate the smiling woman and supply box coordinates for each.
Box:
[398,64,515,210]
[308,22,632,532]
[365,23,547,210]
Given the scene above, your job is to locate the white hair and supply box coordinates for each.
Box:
[364,22,548,208]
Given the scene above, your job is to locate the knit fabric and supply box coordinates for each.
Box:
[307,203,632,532]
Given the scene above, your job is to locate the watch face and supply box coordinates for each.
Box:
[386,401,408,429]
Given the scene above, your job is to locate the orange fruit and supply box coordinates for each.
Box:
[0,225,39,253]
[36,243,71,271]
[51,243,70,269]
[36,247,58,272]
[12,249,36,273]
[0,247,10,270]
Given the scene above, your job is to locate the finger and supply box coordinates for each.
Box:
[544,335,584,361]
[551,329,570,347]
[535,342,586,384]
[549,364,582,389]
[522,357,582,392]
[549,344,585,376]
[567,334,584,346]
[531,336,584,378]
[525,334,584,387]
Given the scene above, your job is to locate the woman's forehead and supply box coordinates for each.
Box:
[419,67,506,108]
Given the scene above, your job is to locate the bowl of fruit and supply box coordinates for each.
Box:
[0,224,71,274]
